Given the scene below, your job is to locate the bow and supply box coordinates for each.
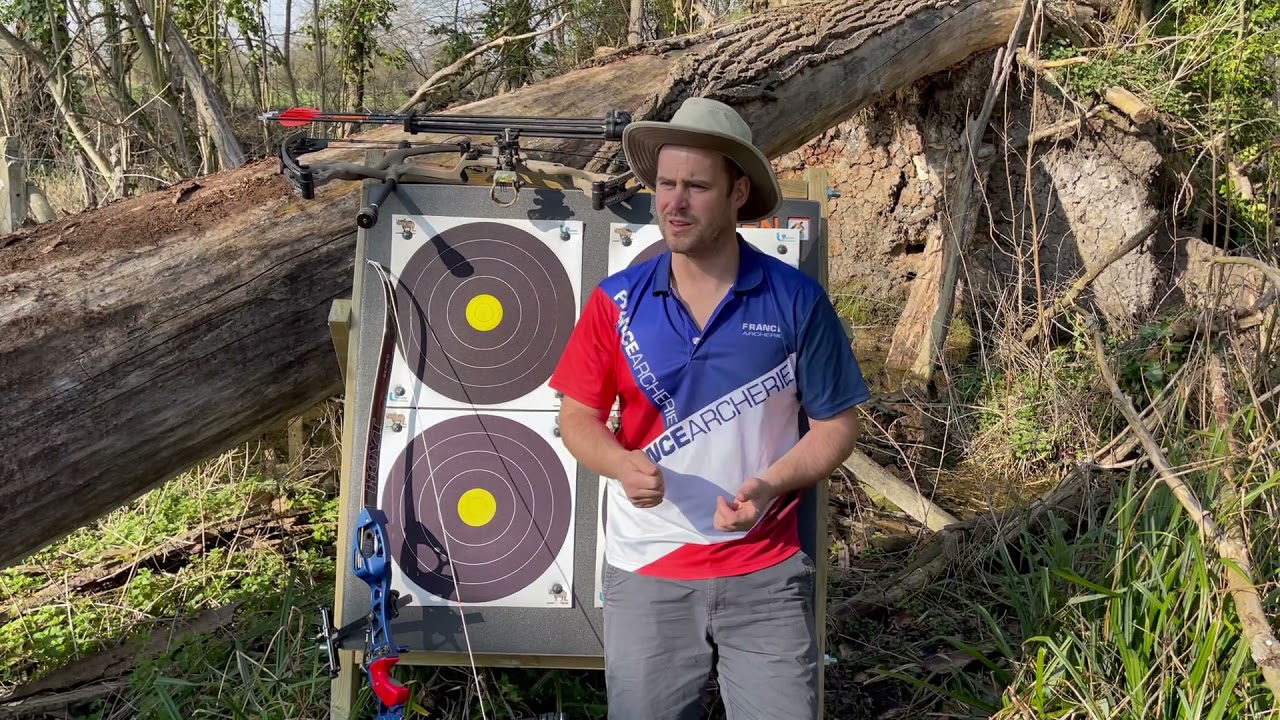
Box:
[315,255,412,719]
[258,106,639,228]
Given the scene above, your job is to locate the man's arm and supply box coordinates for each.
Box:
[763,287,869,496]
[558,396,631,480]
[757,406,860,498]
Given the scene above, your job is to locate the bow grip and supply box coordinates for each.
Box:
[369,655,411,708]
[352,507,391,585]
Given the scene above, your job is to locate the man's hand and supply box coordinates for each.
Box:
[714,478,776,532]
[618,450,664,508]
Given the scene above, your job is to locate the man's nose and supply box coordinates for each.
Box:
[667,185,690,208]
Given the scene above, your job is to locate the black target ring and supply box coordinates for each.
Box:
[629,237,669,268]
[382,413,572,603]
[396,221,576,405]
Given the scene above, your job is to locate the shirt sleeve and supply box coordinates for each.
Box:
[794,291,870,419]
[549,286,618,412]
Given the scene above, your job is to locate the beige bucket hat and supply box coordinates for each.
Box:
[621,97,782,223]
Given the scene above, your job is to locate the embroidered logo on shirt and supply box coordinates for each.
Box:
[742,321,783,339]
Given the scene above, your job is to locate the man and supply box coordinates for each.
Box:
[548,97,869,720]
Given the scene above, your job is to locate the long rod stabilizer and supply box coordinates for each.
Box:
[260,106,633,140]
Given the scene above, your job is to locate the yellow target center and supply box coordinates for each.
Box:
[465,294,503,331]
[457,488,497,527]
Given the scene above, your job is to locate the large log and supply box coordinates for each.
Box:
[0,0,1038,568]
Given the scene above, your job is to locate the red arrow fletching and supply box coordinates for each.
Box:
[275,107,322,127]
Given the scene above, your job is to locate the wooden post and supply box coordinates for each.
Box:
[1,137,28,234]
[805,166,832,720]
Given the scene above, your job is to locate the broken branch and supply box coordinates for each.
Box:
[841,450,961,532]
[1103,85,1154,125]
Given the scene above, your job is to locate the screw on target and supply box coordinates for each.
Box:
[258,106,641,228]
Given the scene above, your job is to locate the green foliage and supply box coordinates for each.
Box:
[850,351,1280,720]
[1155,0,1280,150]
[0,0,70,55]
[985,467,1274,718]
[324,0,398,104]
[0,427,340,696]
[1042,36,1193,117]
[963,333,1105,471]
[1042,0,1280,248]
[1113,317,1192,402]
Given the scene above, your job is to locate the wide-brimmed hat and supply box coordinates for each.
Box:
[622,97,781,222]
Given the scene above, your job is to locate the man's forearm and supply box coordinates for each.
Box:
[559,411,631,480]
[757,409,860,497]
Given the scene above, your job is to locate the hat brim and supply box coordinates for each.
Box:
[622,122,781,223]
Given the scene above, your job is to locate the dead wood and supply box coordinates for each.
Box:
[1081,308,1280,700]
[1020,211,1164,344]
[0,0,1080,568]
[841,450,960,531]
[0,602,241,706]
[1103,85,1154,125]
[883,0,1034,391]
[0,682,126,719]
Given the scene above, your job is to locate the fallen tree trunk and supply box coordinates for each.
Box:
[0,0,1087,568]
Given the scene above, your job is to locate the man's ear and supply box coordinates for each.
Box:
[733,175,750,210]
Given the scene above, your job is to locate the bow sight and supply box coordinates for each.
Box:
[259,107,639,228]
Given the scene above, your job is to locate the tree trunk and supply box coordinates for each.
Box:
[282,0,301,106]
[627,0,644,44]
[0,0,1058,568]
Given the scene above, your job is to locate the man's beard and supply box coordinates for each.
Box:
[661,212,733,258]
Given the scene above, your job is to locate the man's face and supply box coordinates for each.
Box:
[654,145,747,257]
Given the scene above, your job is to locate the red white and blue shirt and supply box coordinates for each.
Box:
[549,235,869,580]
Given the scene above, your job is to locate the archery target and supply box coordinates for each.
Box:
[607,223,801,275]
[378,408,577,608]
[386,215,583,412]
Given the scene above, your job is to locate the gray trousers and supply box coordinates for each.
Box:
[601,549,819,720]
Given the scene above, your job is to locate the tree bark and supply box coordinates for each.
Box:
[627,0,644,44]
[1,0,1050,568]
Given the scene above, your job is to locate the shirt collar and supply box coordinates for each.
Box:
[652,233,764,295]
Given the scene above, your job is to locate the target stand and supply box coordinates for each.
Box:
[328,162,839,720]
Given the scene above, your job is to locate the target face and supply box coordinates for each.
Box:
[379,409,577,608]
[607,223,801,275]
[386,216,583,412]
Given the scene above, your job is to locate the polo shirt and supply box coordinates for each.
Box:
[549,234,869,580]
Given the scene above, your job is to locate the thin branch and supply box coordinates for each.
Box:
[395,15,569,113]
[1211,256,1280,293]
